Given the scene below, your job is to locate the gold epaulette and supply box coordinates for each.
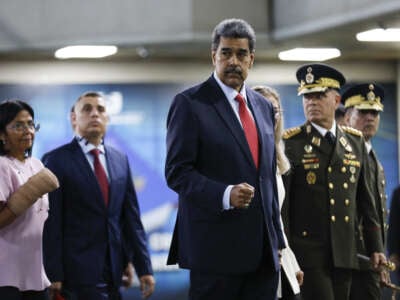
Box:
[283,127,302,139]
[341,125,363,137]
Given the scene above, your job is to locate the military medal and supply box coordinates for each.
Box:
[304,144,313,153]
[306,171,316,184]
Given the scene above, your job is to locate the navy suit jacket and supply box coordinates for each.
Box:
[165,75,285,274]
[42,139,152,286]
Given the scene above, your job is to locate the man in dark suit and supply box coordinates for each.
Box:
[342,83,387,300]
[165,18,285,300]
[282,64,386,300]
[42,91,155,300]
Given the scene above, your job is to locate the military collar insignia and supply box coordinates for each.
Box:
[311,136,321,147]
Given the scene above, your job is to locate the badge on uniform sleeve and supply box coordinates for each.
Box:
[306,171,317,184]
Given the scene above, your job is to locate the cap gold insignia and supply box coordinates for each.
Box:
[367,84,376,101]
[306,171,317,184]
[304,144,313,153]
[305,67,314,84]
[311,136,321,147]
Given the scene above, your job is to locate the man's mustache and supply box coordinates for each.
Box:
[224,66,243,77]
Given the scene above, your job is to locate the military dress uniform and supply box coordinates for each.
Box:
[282,64,384,300]
[342,83,387,300]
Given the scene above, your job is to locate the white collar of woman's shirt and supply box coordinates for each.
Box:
[311,121,336,137]
[75,135,106,155]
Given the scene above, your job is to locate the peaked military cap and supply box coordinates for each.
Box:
[296,63,346,95]
[341,83,384,111]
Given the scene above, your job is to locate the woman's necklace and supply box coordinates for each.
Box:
[7,156,44,212]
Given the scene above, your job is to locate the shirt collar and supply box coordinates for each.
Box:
[75,135,105,154]
[213,71,247,103]
[365,140,372,153]
[311,120,336,137]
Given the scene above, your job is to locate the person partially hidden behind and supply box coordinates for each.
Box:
[165,19,285,300]
[253,85,304,300]
[42,91,155,300]
[0,100,59,300]
[343,83,388,300]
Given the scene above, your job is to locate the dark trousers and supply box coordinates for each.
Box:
[0,286,49,300]
[189,264,279,300]
[61,284,121,300]
[281,271,302,300]
[350,270,381,300]
[300,267,352,300]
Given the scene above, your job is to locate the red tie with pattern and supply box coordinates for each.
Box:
[235,94,259,168]
[90,149,109,206]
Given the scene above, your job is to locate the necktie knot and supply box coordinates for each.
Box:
[325,131,336,145]
[235,93,246,105]
[90,148,100,157]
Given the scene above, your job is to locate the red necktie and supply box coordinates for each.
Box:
[90,149,109,206]
[235,94,259,168]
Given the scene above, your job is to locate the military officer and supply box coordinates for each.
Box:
[343,83,387,300]
[282,63,386,300]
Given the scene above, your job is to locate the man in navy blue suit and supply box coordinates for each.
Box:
[165,18,285,300]
[42,92,155,300]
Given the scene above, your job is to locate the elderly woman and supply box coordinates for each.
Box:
[253,86,304,300]
[0,100,58,300]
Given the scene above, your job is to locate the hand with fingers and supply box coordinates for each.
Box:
[230,182,255,209]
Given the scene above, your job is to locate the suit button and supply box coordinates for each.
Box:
[330,199,335,205]
[302,231,308,237]
[328,166,332,173]
[345,199,350,206]
[331,215,336,222]
[329,183,334,189]
[344,216,350,222]
[343,182,348,189]
[341,167,346,173]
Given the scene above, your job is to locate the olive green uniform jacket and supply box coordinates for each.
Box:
[282,122,384,269]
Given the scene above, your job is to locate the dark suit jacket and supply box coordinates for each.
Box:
[282,123,383,269]
[42,139,152,286]
[165,75,285,274]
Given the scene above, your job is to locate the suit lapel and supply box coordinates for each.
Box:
[207,77,256,167]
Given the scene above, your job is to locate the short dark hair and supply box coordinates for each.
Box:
[211,18,256,52]
[0,100,35,156]
[72,91,104,112]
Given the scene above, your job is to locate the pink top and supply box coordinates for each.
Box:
[0,156,50,291]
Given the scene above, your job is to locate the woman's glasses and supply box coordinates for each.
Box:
[8,121,40,132]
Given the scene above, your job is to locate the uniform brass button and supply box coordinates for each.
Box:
[382,180,385,185]
[328,166,332,173]
[345,199,350,206]
[330,199,335,205]
[343,182,348,189]
[302,231,308,237]
[380,193,383,198]
[329,183,334,189]
[331,215,336,222]
[344,216,349,222]
[341,167,346,173]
